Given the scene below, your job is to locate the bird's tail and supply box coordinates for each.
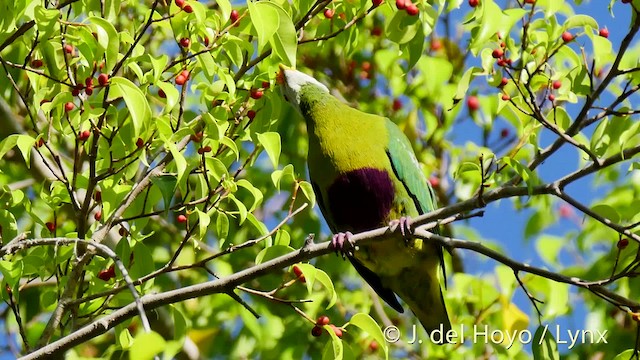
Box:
[392,259,451,345]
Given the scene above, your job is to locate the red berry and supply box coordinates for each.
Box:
[175,75,187,85]
[561,31,573,43]
[230,9,239,23]
[524,0,535,3]
[499,77,508,87]
[371,27,382,36]
[500,41,506,48]
[94,210,102,221]
[71,88,81,97]
[361,61,371,72]
[492,48,504,59]
[37,138,45,147]
[311,326,323,337]
[552,80,562,89]
[500,128,509,138]
[292,265,306,282]
[466,96,479,111]
[158,89,166,98]
[46,222,56,232]
[85,86,94,95]
[180,37,190,48]
[599,28,609,38]
[177,214,187,223]
[202,145,212,153]
[98,265,116,281]
[183,4,193,13]
[469,0,479,7]
[501,94,510,101]
[262,81,270,89]
[497,58,506,67]
[175,0,185,7]
[392,98,402,111]
[618,238,629,250]
[197,147,205,154]
[85,77,94,87]
[203,37,210,46]
[369,340,379,351]
[98,73,109,86]
[406,3,419,15]
[79,130,91,141]
[65,102,75,112]
[64,44,74,54]
[505,58,512,65]
[316,316,330,326]
[324,9,335,19]
[250,89,264,99]
[548,94,555,102]
[31,59,43,68]
[430,39,442,51]
[559,204,572,218]
[94,191,102,202]
[191,131,203,142]
[136,137,144,148]
[181,69,190,79]
[330,325,343,338]
[428,176,439,187]
[396,0,406,9]
[372,0,383,7]
[247,110,256,119]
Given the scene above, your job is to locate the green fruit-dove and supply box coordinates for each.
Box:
[278,66,451,339]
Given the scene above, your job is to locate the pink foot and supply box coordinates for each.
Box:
[331,232,354,258]
[389,216,412,243]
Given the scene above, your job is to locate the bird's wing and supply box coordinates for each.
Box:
[384,119,447,285]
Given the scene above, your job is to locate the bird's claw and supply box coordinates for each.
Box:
[331,232,355,259]
[390,216,412,245]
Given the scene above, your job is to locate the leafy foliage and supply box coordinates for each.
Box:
[0,0,640,359]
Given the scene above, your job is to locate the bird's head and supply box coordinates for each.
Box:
[277,65,329,115]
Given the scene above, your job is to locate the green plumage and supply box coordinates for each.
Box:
[280,67,451,339]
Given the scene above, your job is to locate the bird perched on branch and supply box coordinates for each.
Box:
[278,65,451,341]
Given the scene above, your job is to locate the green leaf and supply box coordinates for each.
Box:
[255,245,295,264]
[0,134,35,166]
[0,260,22,287]
[535,235,564,266]
[452,67,482,103]
[298,181,316,208]
[322,325,344,360]
[247,1,279,53]
[314,268,337,309]
[150,174,177,211]
[195,209,210,241]
[386,11,421,45]
[129,331,166,360]
[89,17,119,71]
[613,350,636,360]
[34,6,59,38]
[215,211,230,247]
[532,325,559,360]
[257,132,281,169]
[156,81,180,111]
[347,313,388,359]
[271,164,295,190]
[563,15,598,30]
[591,204,620,224]
[108,77,152,138]
[170,305,187,340]
[266,3,297,67]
